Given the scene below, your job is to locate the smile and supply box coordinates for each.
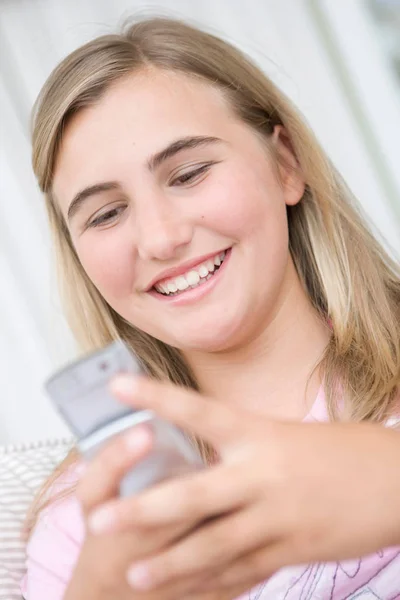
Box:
[148,247,232,305]
[154,250,227,296]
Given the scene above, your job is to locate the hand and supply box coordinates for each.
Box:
[83,374,400,597]
[66,422,248,600]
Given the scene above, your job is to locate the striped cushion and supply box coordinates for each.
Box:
[0,439,74,600]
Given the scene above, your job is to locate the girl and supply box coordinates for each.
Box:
[23,16,400,600]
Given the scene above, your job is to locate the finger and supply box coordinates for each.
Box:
[77,425,153,512]
[134,570,248,600]
[109,375,245,450]
[88,463,254,535]
[184,579,251,600]
[125,504,268,591]
[199,542,291,593]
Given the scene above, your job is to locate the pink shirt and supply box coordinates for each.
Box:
[22,389,400,599]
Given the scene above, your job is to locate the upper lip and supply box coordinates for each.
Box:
[145,248,229,291]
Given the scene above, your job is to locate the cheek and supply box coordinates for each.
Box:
[200,162,287,240]
[76,233,135,304]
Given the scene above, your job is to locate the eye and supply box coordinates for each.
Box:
[171,163,213,186]
[87,205,126,229]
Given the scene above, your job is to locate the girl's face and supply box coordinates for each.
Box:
[53,71,305,352]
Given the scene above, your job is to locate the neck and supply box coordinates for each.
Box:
[185,263,331,421]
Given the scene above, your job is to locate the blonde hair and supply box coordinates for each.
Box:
[27,16,400,533]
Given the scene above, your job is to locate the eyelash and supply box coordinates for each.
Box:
[88,206,125,228]
[171,163,213,186]
[87,163,214,229]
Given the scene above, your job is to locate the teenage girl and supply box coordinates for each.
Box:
[23,17,400,600]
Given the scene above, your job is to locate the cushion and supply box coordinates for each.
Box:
[0,439,74,600]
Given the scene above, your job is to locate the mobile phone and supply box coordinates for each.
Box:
[45,340,203,496]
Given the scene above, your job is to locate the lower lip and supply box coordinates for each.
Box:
[148,248,232,306]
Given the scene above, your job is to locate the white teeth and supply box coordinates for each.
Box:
[154,249,228,296]
[206,259,215,272]
[186,270,200,286]
[175,276,189,291]
[159,283,169,294]
[198,265,209,278]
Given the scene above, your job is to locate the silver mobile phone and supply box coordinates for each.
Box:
[45,340,203,496]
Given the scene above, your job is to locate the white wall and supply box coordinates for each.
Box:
[0,0,399,444]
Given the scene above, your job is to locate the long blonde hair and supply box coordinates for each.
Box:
[27,16,400,532]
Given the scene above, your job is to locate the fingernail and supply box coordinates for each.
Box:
[75,462,87,477]
[88,506,116,534]
[127,562,153,590]
[124,426,151,452]
[110,374,138,397]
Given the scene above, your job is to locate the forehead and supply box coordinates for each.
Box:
[52,70,236,209]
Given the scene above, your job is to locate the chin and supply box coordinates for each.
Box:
[169,315,248,353]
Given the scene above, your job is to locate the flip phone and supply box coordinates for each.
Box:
[45,340,203,495]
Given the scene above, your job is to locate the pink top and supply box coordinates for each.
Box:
[22,389,400,599]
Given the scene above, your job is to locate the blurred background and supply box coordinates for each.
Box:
[0,0,399,445]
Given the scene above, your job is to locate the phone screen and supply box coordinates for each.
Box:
[45,341,144,438]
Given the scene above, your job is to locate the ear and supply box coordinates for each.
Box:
[271,125,305,207]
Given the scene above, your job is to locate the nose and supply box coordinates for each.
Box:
[135,200,193,262]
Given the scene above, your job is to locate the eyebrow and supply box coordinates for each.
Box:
[66,135,223,222]
[147,135,222,171]
[67,182,120,222]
